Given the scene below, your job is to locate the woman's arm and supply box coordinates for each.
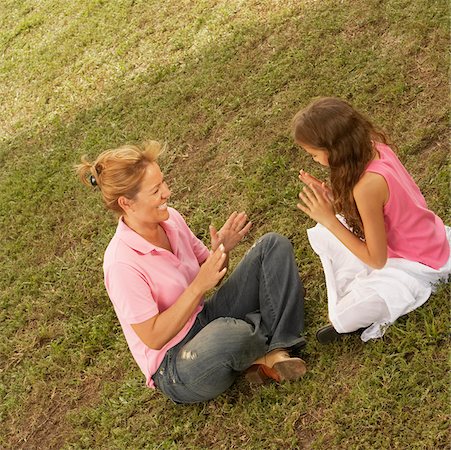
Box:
[131,245,227,350]
[297,172,388,269]
[132,212,252,349]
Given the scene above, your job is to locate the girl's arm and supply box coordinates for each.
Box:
[131,245,227,350]
[298,172,388,269]
[351,173,388,267]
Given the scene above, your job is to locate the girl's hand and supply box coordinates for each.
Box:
[193,244,227,293]
[297,183,336,227]
[299,169,333,201]
[210,211,252,253]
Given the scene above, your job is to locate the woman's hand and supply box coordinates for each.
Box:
[210,211,252,253]
[297,183,336,227]
[192,244,228,293]
[299,170,333,202]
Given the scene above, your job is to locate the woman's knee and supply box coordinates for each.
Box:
[259,232,293,253]
[211,317,265,352]
[213,316,257,338]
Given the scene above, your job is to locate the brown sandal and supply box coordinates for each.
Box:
[244,364,269,384]
[245,357,307,384]
[272,357,307,381]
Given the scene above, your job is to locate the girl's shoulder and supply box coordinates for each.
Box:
[373,141,398,161]
[354,171,389,205]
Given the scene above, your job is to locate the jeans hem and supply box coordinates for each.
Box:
[268,336,306,353]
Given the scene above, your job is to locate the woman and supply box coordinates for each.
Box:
[76,141,306,403]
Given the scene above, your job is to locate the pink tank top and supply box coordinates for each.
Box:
[365,143,449,269]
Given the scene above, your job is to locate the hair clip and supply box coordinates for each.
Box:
[89,175,97,187]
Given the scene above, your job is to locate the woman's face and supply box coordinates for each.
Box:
[300,143,329,167]
[124,162,171,226]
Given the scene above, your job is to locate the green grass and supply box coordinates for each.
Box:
[1,0,449,448]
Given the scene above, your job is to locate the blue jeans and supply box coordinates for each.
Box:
[152,233,305,403]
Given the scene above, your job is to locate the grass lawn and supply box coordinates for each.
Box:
[0,0,449,448]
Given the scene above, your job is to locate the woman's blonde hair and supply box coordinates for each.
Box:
[76,141,162,214]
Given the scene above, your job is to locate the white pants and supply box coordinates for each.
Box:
[307,221,451,341]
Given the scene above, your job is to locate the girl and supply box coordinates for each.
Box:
[292,97,451,343]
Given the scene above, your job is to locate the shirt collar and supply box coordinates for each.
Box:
[116,216,178,255]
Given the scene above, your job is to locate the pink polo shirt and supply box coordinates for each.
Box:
[103,207,210,388]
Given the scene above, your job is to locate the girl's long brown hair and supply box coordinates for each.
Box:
[292,97,388,239]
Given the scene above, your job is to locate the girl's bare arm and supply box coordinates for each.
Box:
[297,172,388,269]
[324,173,388,268]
